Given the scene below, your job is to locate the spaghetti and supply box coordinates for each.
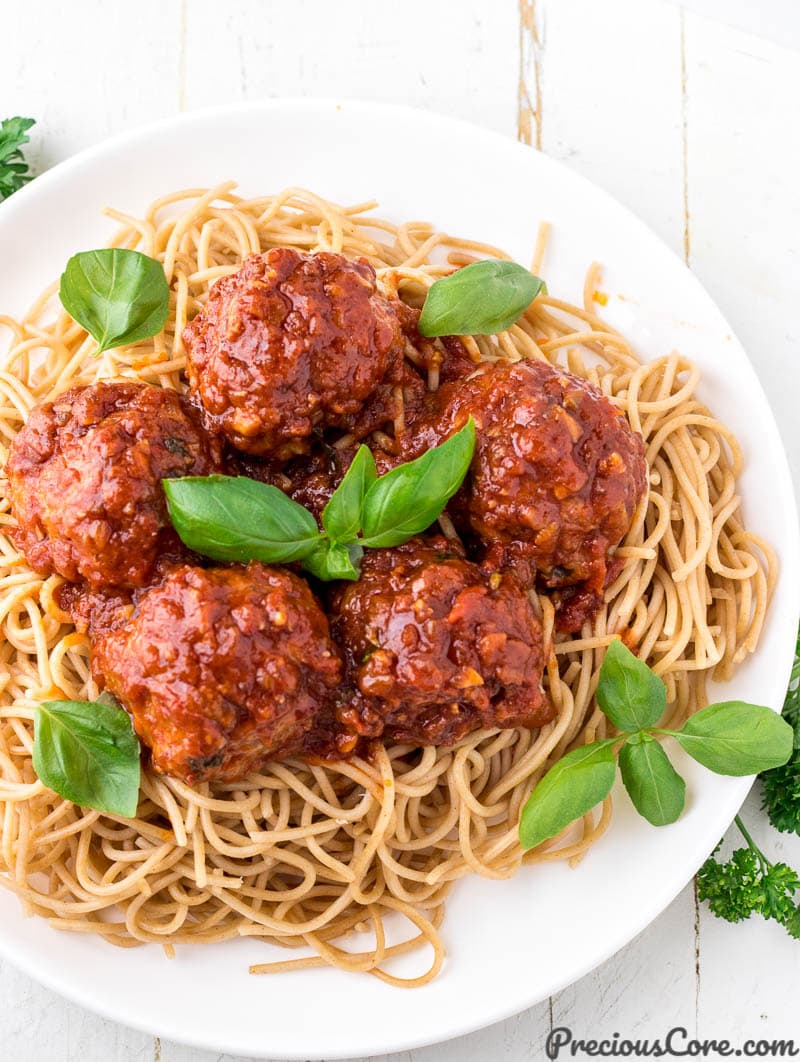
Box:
[0,185,774,985]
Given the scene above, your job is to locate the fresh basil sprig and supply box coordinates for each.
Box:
[360,417,476,547]
[418,259,545,338]
[519,739,617,850]
[33,698,141,817]
[59,248,170,356]
[164,475,322,565]
[519,639,793,849]
[303,541,364,582]
[596,637,666,730]
[165,418,476,581]
[664,701,791,776]
[321,445,377,544]
[618,733,686,826]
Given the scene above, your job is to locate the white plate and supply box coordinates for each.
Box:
[0,100,798,1060]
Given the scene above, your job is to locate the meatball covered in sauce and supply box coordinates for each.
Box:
[183,249,403,457]
[6,381,222,589]
[90,563,342,784]
[330,537,551,747]
[332,301,477,443]
[406,360,647,601]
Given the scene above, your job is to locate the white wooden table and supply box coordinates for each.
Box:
[2,1,799,1057]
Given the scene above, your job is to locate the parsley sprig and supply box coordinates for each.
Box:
[697,623,800,937]
[0,116,35,200]
[698,816,800,938]
[760,625,800,834]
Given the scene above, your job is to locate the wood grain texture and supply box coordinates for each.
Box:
[517,0,543,147]
[181,0,519,136]
[683,12,800,474]
[1,0,798,1058]
[698,795,800,1043]
[537,0,685,256]
[1,0,182,172]
[0,959,152,1061]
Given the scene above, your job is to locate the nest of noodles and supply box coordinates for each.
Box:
[0,185,774,984]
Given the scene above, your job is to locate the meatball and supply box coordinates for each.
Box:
[330,537,550,747]
[334,301,477,442]
[405,360,648,598]
[183,249,404,457]
[56,580,136,639]
[90,563,342,784]
[6,382,222,589]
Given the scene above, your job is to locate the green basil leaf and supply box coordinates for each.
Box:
[165,475,323,564]
[321,445,376,544]
[596,638,667,732]
[619,733,685,826]
[302,540,363,582]
[359,418,476,548]
[519,738,618,850]
[418,260,545,337]
[59,248,170,355]
[33,700,141,817]
[668,701,794,776]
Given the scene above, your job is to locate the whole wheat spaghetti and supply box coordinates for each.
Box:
[0,185,774,986]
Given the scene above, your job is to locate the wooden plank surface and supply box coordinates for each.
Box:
[1,1,798,1058]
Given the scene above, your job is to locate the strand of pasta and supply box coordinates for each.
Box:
[0,185,772,986]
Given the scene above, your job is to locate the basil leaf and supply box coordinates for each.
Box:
[596,638,667,732]
[360,418,476,548]
[33,700,141,817]
[303,541,363,582]
[519,738,618,850]
[418,260,545,337]
[668,701,794,776]
[59,248,170,355]
[619,733,685,826]
[321,445,376,544]
[165,475,323,564]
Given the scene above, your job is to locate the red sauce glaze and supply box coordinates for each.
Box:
[5,382,222,588]
[57,581,136,638]
[11,253,654,783]
[329,536,551,747]
[89,563,343,784]
[228,308,477,521]
[400,360,647,606]
[551,554,627,634]
[182,249,404,458]
[334,301,476,442]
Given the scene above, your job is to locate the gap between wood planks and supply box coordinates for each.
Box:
[178,0,188,112]
[680,8,692,268]
[517,0,543,148]
[680,10,699,1035]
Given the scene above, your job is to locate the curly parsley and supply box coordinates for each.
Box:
[0,116,35,200]
[698,817,800,937]
[698,623,800,938]
[761,625,800,834]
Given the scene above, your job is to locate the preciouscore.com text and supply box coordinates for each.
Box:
[545,1027,799,1059]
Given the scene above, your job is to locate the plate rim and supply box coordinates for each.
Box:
[0,97,798,1059]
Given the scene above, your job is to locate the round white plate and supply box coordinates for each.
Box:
[0,100,798,1060]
